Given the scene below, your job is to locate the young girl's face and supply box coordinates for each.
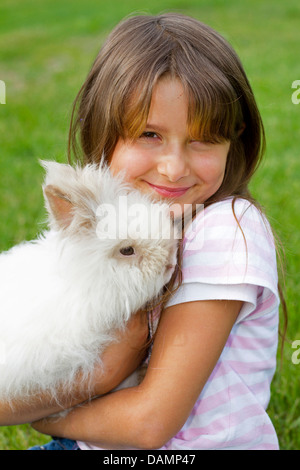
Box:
[110,77,230,215]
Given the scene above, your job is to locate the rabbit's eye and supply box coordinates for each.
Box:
[119,246,135,256]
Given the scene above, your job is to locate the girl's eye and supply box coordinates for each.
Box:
[139,131,158,139]
[190,139,213,149]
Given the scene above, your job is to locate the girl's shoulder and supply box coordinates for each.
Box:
[184,196,274,250]
[181,196,278,295]
[170,197,279,323]
[196,196,269,227]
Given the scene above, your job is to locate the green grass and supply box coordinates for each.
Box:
[0,0,299,450]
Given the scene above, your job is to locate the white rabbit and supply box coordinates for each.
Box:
[0,161,178,404]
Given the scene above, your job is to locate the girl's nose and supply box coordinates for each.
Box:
[157,148,190,182]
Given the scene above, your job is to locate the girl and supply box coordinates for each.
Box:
[1,13,283,450]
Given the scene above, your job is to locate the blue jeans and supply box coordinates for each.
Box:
[28,437,80,450]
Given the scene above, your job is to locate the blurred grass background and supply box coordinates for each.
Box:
[0,0,299,450]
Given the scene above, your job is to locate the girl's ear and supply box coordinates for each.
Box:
[44,185,74,229]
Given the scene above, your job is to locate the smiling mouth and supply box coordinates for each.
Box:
[146,182,192,198]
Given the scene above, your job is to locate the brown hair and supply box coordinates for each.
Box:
[69,13,264,201]
[68,13,287,343]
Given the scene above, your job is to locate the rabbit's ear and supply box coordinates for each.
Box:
[44,185,74,229]
[40,160,76,186]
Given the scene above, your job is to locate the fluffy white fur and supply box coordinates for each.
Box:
[0,161,178,403]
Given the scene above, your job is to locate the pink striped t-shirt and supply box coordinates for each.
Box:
[78,197,279,450]
[159,197,280,450]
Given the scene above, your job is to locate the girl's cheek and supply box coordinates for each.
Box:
[198,154,227,180]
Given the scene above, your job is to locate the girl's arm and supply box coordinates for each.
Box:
[32,299,242,450]
[0,312,148,426]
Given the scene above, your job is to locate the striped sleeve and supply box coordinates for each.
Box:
[166,198,279,322]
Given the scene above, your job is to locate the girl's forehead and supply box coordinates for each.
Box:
[147,78,188,119]
[120,61,242,145]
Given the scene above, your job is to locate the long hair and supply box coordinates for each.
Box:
[68,13,287,343]
[69,13,264,190]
